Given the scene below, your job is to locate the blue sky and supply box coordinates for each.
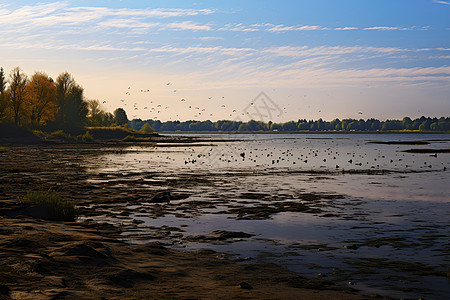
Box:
[0,0,449,122]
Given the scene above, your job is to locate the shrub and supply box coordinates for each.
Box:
[78,131,93,142]
[20,190,78,221]
[122,135,152,142]
[122,135,137,142]
[32,130,45,139]
[140,123,154,133]
[50,130,73,140]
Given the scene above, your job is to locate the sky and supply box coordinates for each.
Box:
[0,0,449,123]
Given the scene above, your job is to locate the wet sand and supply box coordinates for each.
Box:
[0,144,364,299]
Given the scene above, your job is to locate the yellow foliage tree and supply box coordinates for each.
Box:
[26,72,58,126]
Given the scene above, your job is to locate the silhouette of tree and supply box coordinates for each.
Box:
[66,85,87,132]
[86,99,115,127]
[7,67,28,126]
[0,68,5,94]
[0,67,8,122]
[26,72,58,127]
[128,116,450,133]
[53,72,87,132]
[114,108,128,125]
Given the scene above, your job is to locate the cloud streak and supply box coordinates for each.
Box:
[432,0,450,5]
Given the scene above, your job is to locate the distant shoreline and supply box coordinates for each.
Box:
[159,130,450,135]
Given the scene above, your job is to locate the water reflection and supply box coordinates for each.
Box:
[82,133,449,299]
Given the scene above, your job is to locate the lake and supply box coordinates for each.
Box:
[80,133,450,299]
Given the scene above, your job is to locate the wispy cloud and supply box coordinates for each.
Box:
[263,45,407,57]
[145,46,256,57]
[164,21,212,31]
[266,24,328,32]
[432,0,450,5]
[364,26,413,31]
[335,27,358,30]
[0,3,215,31]
[219,24,260,32]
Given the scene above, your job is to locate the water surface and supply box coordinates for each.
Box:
[81,133,450,299]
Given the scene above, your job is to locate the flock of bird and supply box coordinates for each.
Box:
[114,82,255,120]
[179,139,449,172]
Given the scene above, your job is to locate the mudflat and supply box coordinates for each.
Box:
[0,144,363,299]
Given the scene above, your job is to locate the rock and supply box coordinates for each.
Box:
[344,244,359,250]
[187,231,254,242]
[148,191,171,203]
[147,191,190,203]
[108,269,156,288]
[211,230,254,240]
[239,282,253,290]
[64,243,107,258]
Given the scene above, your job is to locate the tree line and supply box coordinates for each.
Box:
[0,67,128,134]
[130,116,450,132]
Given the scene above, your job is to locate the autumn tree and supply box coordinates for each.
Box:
[54,72,88,132]
[26,72,58,127]
[86,99,115,127]
[7,67,28,126]
[86,99,102,126]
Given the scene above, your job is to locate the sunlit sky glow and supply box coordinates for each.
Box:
[1,0,449,122]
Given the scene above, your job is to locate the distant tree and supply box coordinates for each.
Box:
[7,67,28,126]
[418,120,430,131]
[357,119,367,131]
[26,72,58,127]
[140,122,154,133]
[125,116,450,133]
[282,121,297,131]
[430,122,438,131]
[101,112,115,126]
[246,120,266,131]
[220,120,239,131]
[330,118,340,130]
[437,117,450,131]
[114,108,128,126]
[297,122,309,130]
[402,117,412,130]
[346,121,357,131]
[129,118,143,130]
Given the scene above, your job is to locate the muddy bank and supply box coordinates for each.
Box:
[0,215,365,300]
[0,145,364,299]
